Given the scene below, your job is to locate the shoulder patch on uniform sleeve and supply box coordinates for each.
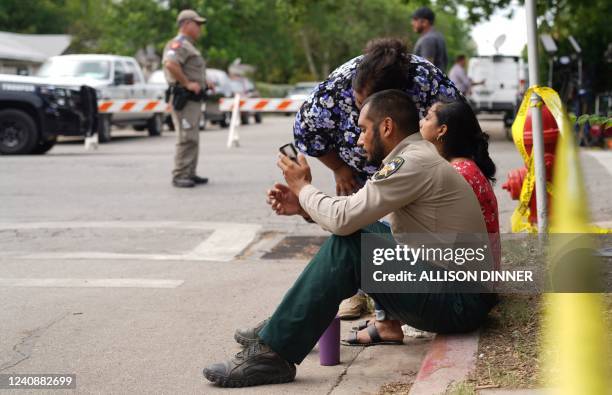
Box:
[170,41,182,49]
[373,157,405,180]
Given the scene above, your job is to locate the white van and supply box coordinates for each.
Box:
[467,55,521,136]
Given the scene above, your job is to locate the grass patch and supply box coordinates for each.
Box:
[377,381,412,394]
[469,294,542,388]
[445,381,477,394]
[469,293,612,389]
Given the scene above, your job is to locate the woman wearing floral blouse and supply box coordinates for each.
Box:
[293,37,463,320]
[294,37,462,197]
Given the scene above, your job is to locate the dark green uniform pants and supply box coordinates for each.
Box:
[259,223,497,364]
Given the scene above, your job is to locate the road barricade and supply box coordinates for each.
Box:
[97,99,171,114]
[219,97,304,113]
[221,95,305,148]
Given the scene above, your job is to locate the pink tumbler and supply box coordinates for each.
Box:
[318,316,340,366]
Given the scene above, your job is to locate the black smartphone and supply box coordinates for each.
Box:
[279,143,298,162]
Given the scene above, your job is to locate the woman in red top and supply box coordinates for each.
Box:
[419,100,501,269]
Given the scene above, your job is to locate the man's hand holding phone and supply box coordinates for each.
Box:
[277,153,312,196]
[270,143,313,221]
[277,144,312,196]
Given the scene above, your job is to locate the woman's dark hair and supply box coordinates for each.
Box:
[352,38,416,95]
[433,101,497,183]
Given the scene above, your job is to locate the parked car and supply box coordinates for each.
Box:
[0,74,97,154]
[205,68,234,128]
[468,55,521,138]
[229,76,262,125]
[145,69,167,101]
[284,82,319,116]
[147,69,175,130]
[286,81,319,101]
[38,54,164,142]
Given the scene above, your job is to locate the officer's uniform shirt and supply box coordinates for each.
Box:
[299,136,487,236]
[162,34,206,86]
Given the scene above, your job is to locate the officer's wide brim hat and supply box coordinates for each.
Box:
[177,9,206,24]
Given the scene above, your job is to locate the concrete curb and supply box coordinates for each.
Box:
[409,331,480,395]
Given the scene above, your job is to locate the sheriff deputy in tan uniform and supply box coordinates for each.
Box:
[202,89,498,388]
[163,9,208,188]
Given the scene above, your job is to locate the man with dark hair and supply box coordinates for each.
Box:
[411,6,448,71]
[448,54,485,95]
[202,90,495,388]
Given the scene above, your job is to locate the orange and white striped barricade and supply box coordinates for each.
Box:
[97,99,172,114]
[218,97,304,113]
[86,99,204,150]
[220,96,305,148]
[86,99,171,150]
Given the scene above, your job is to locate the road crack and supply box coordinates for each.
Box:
[327,346,365,395]
[0,312,70,372]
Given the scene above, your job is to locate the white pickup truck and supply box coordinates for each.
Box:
[37,54,165,142]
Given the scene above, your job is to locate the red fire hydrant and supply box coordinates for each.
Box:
[502,105,560,224]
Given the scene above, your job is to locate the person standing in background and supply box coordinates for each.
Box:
[411,6,448,72]
[163,9,209,188]
[448,55,485,95]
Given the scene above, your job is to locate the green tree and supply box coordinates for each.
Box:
[97,0,174,56]
[0,0,481,84]
[0,0,70,34]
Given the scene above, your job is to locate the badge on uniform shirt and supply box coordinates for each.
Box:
[373,157,405,180]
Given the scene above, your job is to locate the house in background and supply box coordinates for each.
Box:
[0,32,71,75]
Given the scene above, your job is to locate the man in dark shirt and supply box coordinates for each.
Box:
[411,7,448,72]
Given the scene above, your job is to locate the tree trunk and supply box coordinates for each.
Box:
[321,50,330,78]
[299,30,319,79]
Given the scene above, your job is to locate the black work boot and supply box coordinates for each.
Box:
[172,177,195,188]
[203,342,296,387]
[233,318,269,346]
[191,175,209,185]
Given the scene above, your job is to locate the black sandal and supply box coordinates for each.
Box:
[341,323,404,347]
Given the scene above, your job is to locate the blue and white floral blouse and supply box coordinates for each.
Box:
[293,55,462,177]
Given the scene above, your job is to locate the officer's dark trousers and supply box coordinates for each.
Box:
[259,222,497,364]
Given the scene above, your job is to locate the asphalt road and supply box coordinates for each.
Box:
[0,115,609,394]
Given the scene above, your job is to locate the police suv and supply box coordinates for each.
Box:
[0,74,97,155]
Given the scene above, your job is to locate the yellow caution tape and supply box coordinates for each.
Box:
[542,86,610,393]
[510,86,611,233]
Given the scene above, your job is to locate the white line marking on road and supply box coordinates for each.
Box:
[584,150,612,175]
[0,221,261,262]
[0,221,257,231]
[186,225,260,261]
[0,278,184,288]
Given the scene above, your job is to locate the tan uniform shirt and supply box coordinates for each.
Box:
[299,137,487,236]
[162,34,206,86]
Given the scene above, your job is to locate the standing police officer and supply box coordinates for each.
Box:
[163,9,208,188]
